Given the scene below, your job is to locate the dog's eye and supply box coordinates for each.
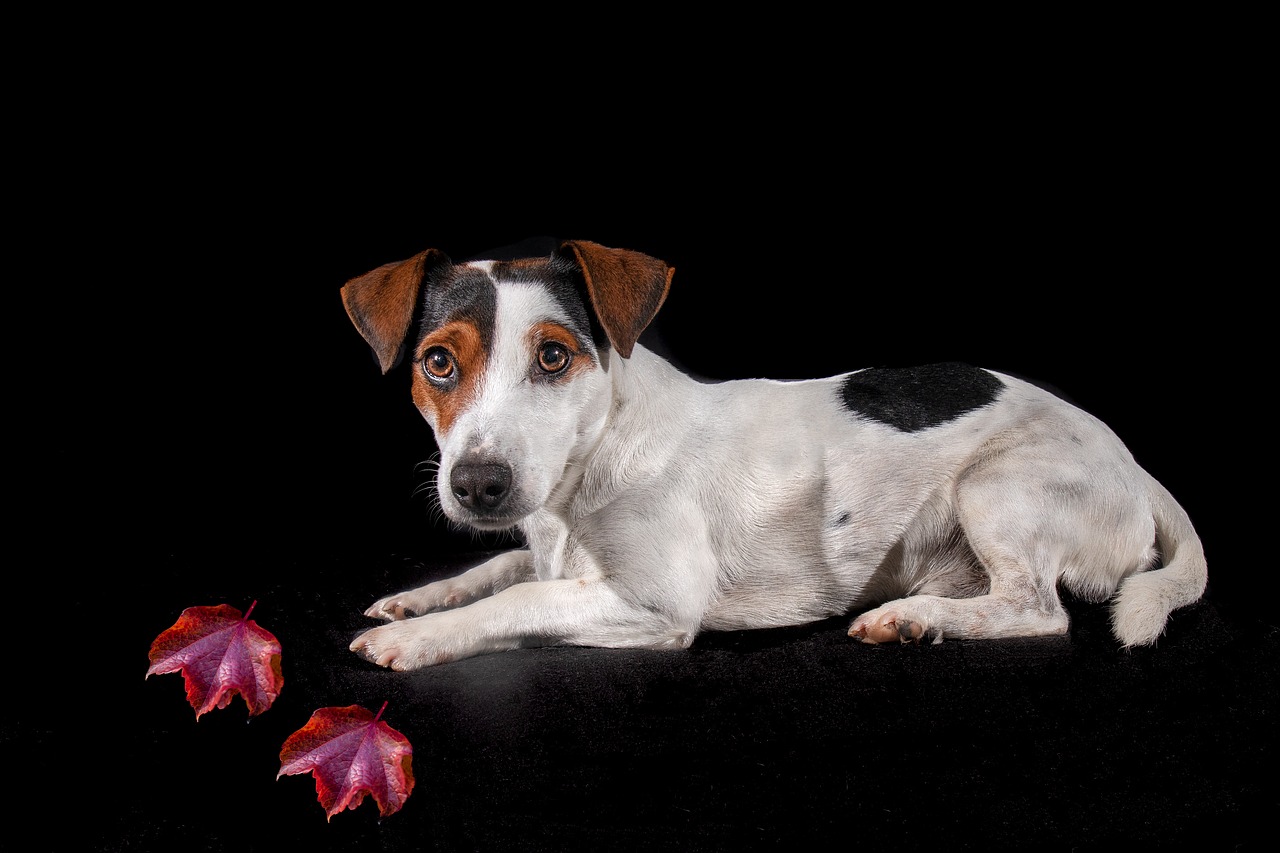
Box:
[423,348,456,381]
[537,342,571,374]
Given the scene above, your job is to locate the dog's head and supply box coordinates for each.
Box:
[341,239,674,531]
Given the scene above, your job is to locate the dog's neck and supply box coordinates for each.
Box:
[516,344,702,575]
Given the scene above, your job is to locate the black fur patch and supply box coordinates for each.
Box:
[461,238,605,355]
[839,363,1004,432]
[505,256,600,355]
[418,267,497,347]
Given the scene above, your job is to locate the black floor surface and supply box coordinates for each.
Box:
[68,547,1275,852]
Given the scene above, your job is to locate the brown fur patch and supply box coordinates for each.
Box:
[340,249,450,373]
[559,240,672,358]
[411,320,486,436]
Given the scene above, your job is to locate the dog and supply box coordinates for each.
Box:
[340,239,1207,670]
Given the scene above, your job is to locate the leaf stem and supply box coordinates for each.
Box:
[374,700,388,722]
[244,600,258,620]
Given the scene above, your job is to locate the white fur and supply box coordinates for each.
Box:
[345,249,1207,670]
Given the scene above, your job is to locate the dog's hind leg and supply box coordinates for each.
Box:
[848,570,1070,644]
[849,424,1173,645]
[849,456,1080,644]
[847,494,1071,643]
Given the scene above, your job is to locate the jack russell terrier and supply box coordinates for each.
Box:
[341,239,1207,670]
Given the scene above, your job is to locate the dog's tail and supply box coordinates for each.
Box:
[1110,475,1208,647]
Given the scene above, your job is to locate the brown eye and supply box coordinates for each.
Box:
[423,347,455,381]
[537,342,571,374]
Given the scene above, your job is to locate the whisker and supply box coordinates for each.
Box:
[414,452,442,475]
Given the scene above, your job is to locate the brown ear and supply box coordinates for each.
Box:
[557,240,673,358]
[340,248,452,373]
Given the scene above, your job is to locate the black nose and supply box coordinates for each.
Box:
[450,462,512,511]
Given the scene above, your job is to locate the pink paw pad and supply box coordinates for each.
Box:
[849,615,925,644]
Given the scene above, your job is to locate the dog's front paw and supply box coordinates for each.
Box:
[363,593,422,621]
[364,581,474,621]
[849,608,930,644]
[350,620,456,671]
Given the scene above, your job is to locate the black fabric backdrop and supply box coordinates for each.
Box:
[33,115,1272,852]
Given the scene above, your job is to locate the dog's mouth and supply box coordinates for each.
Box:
[446,507,528,531]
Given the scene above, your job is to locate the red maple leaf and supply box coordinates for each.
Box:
[277,702,415,821]
[146,602,283,719]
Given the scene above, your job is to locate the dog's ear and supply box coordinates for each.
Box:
[557,240,673,359]
[341,249,452,373]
